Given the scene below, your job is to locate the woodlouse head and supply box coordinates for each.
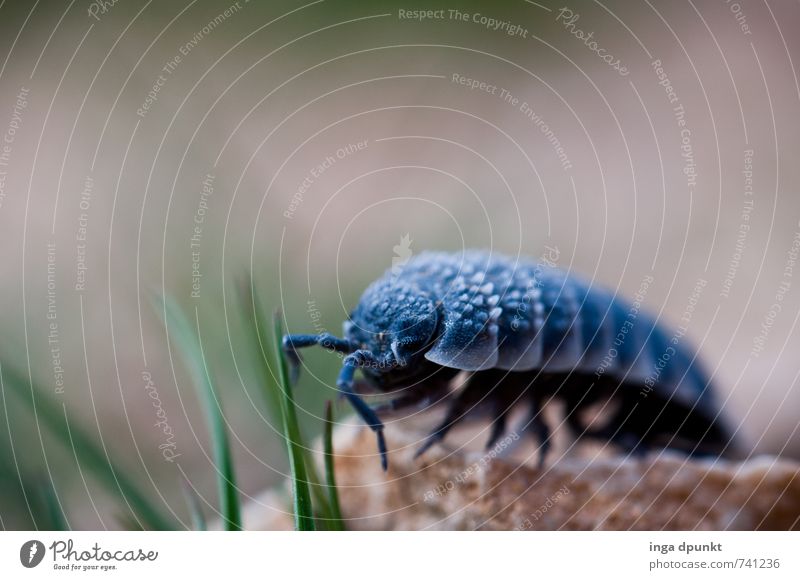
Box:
[344,279,440,374]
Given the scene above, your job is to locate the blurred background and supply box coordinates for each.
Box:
[0,0,799,529]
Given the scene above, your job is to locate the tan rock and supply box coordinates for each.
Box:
[245,421,800,531]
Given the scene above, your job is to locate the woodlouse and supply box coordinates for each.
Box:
[283,250,736,470]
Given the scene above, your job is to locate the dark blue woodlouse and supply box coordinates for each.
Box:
[283,250,735,470]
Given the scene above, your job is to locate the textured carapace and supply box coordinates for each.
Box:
[283,250,736,471]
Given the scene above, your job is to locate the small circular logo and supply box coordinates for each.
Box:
[20,540,45,568]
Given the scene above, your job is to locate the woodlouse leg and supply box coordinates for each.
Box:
[526,397,551,469]
[556,375,617,442]
[469,369,526,451]
[337,357,388,471]
[584,425,649,457]
[351,378,379,396]
[614,432,648,457]
[562,384,613,440]
[608,393,652,457]
[413,380,483,459]
[563,396,586,438]
[485,407,510,451]
[582,396,649,458]
[343,379,384,411]
[282,333,357,383]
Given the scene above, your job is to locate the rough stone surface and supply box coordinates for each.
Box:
[244,422,800,531]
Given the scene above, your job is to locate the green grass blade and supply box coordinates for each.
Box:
[239,280,326,527]
[302,448,331,529]
[271,313,315,531]
[238,277,285,433]
[181,478,208,531]
[0,362,174,531]
[37,478,68,531]
[160,297,241,531]
[241,279,341,529]
[115,513,145,531]
[323,400,344,530]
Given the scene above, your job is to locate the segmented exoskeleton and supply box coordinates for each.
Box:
[283,250,735,470]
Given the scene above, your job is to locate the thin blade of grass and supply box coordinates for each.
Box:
[160,297,241,531]
[323,400,344,530]
[302,451,330,529]
[37,478,68,531]
[237,277,285,432]
[115,513,145,531]
[181,478,207,531]
[271,313,315,531]
[240,279,329,527]
[238,277,331,525]
[0,362,174,531]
